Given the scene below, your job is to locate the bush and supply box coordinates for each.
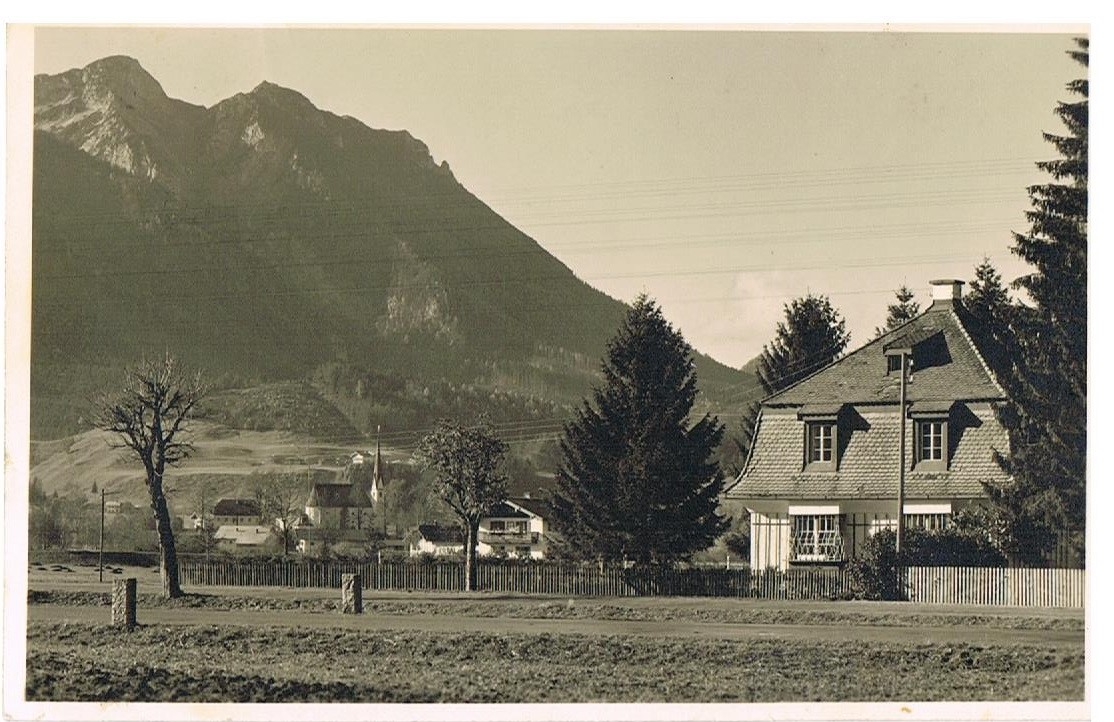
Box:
[849,524,1008,600]
[848,529,907,600]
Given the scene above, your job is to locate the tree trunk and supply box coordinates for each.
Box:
[465,522,479,592]
[149,479,183,598]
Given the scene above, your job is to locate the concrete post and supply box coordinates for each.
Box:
[112,577,137,628]
[341,573,362,614]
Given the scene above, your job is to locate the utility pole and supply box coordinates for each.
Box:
[896,353,909,556]
[99,489,105,583]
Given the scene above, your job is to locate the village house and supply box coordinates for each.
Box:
[725,279,1012,570]
[213,524,275,551]
[477,497,551,559]
[211,498,262,527]
[409,523,465,557]
[409,497,553,559]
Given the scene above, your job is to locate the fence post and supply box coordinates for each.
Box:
[111,577,137,629]
[341,573,363,614]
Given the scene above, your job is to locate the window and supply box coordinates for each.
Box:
[915,419,948,469]
[905,513,951,531]
[790,515,844,562]
[887,354,903,373]
[489,520,506,532]
[806,421,836,468]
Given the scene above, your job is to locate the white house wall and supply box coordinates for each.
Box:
[748,500,972,570]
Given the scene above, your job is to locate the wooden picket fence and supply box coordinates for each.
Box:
[176,560,1085,608]
[178,560,854,599]
[904,566,1085,608]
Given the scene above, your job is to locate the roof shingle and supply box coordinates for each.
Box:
[729,403,1010,501]
[212,498,260,517]
[767,304,1005,406]
[307,483,373,509]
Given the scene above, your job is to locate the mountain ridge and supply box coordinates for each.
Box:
[31,56,754,441]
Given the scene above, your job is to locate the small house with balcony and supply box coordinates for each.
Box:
[478,497,551,559]
[725,279,1012,570]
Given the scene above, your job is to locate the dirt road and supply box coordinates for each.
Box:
[27,603,1083,647]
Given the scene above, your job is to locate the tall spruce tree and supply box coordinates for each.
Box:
[963,258,1014,381]
[756,294,850,396]
[989,38,1087,565]
[551,295,728,565]
[874,285,921,337]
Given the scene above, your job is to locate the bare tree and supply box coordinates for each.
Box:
[414,418,507,591]
[253,471,311,555]
[95,355,206,598]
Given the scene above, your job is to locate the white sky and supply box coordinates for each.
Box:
[33,27,1083,369]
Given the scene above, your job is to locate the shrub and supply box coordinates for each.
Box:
[848,529,907,600]
[849,523,1008,600]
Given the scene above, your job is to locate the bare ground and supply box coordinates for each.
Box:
[25,620,1084,703]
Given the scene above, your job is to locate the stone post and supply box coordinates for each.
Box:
[112,577,137,628]
[341,573,362,614]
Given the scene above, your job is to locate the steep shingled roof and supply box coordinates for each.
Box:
[728,404,1010,501]
[505,497,552,520]
[765,302,1006,407]
[212,498,260,517]
[416,524,464,544]
[306,483,373,509]
[729,299,1011,502]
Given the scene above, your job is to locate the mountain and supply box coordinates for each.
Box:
[31,56,752,440]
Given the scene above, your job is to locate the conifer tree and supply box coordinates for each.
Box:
[963,258,1014,380]
[874,285,921,337]
[988,38,1087,565]
[756,294,850,396]
[552,295,727,565]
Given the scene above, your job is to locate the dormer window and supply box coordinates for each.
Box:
[798,404,844,471]
[808,422,834,464]
[887,355,903,374]
[909,400,954,471]
[915,419,947,470]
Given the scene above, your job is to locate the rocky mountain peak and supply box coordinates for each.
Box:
[80,54,169,102]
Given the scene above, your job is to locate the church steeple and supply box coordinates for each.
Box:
[370,425,383,503]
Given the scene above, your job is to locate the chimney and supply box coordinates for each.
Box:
[928,279,964,308]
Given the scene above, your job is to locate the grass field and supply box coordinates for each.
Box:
[25,621,1083,703]
[27,588,1085,631]
[24,574,1086,703]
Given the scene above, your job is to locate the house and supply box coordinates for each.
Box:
[409,524,465,557]
[213,525,274,551]
[725,279,1012,570]
[104,500,136,515]
[211,498,261,527]
[478,497,551,559]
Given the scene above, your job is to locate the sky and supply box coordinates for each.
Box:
[31,27,1085,369]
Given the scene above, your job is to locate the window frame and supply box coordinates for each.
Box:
[804,420,837,471]
[789,513,844,563]
[914,417,948,470]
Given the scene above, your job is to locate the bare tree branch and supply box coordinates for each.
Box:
[94,354,206,598]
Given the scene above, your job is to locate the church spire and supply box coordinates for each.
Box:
[370,425,383,503]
